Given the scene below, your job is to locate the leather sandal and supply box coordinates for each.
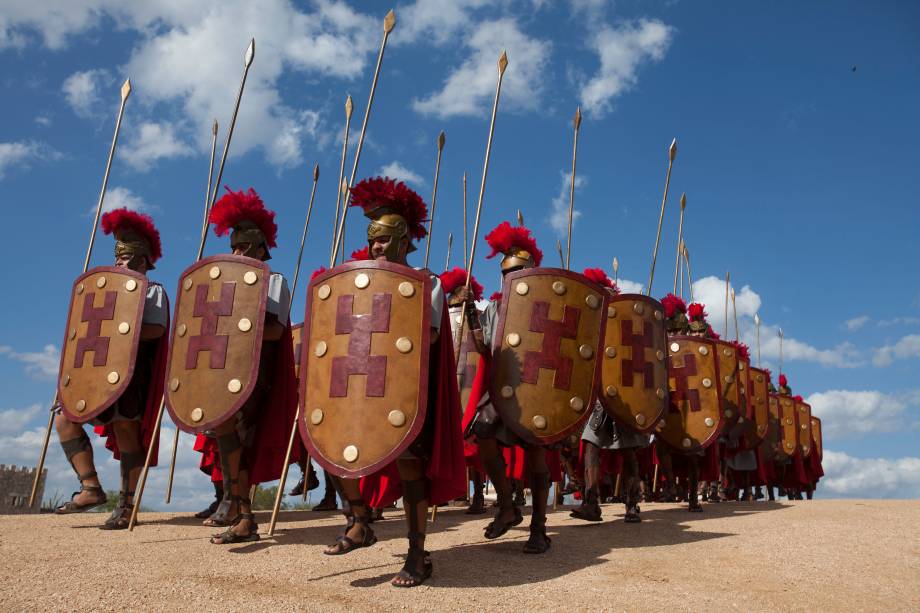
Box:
[210,513,260,544]
[100,492,135,530]
[484,505,523,539]
[465,494,487,515]
[324,513,377,555]
[55,485,107,514]
[391,549,432,588]
[522,527,552,554]
[624,504,642,523]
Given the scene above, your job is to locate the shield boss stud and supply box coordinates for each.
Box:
[702,378,712,388]
[723,348,732,357]
[585,294,599,309]
[228,379,242,394]
[501,385,514,398]
[607,306,617,319]
[654,310,663,321]
[178,324,187,337]
[670,342,680,353]
[786,442,794,449]
[579,344,593,359]
[656,350,664,361]
[243,271,258,285]
[570,396,585,411]
[354,273,370,289]
[658,419,667,428]
[605,346,616,358]
[343,445,359,463]
[183,278,193,291]
[786,418,793,425]
[118,322,130,335]
[318,284,331,300]
[507,333,521,347]
[209,266,221,280]
[682,438,691,448]
[757,375,764,382]
[698,346,709,356]
[96,276,107,288]
[632,302,644,315]
[725,375,734,384]
[532,415,547,430]
[552,281,566,295]
[656,388,665,399]
[76,400,86,412]
[725,409,733,418]
[515,282,529,296]
[107,371,119,384]
[606,386,617,397]
[705,417,715,427]
[635,414,646,426]
[388,410,406,427]
[69,328,77,340]
[315,341,328,357]
[125,279,138,292]
[76,283,84,295]
[310,409,324,425]
[169,378,180,392]
[191,408,204,422]
[396,337,413,353]
[62,374,71,387]
[238,318,252,332]
[398,282,415,297]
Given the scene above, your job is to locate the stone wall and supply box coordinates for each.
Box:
[0,465,46,514]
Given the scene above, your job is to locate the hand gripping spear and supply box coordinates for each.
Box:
[29,78,133,508]
[131,39,256,531]
[268,164,320,537]
[565,107,582,270]
[673,193,686,293]
[165,117,220,504]
[645,138,677,296]
[423,131,446,268]
[329,95,354,265]
[331,9,396,265]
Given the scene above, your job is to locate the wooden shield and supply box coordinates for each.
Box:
[796,399,813,458]
[778,395,798,458]
[747,367,770,446]
[714,340,743,427]
[449,305,482,412]
[490,268,607,445]
[729,357,756,443]
[599,294,668,433]
[299,261,431,479]
[164,255,269,433]
[292,323,304,380]
[57,267,147,423]
[811,416,823,459]
[658,335,724,453]
[760,394,782,462]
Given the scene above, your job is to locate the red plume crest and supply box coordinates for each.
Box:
[348,246,370,261]
[101,208,162,263]
[209,187,278,248]
[661,293,687,318]
[484,221,543,266]
[439,267,483,300]
[350,177,429,241]
[582,267,617,293]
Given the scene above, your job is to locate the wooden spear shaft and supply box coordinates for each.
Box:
[565,107,582,270]
[673,193,686,293]
[462,173,468,268]
[646,138,677,295]
[329,96,354,266]
[423,131,446,268]
[724,271,730,338]
[445,233,453,270]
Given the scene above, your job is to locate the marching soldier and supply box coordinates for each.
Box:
[53,208,169,530]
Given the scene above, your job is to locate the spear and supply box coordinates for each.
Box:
[462,172,468,268]
[269,163,320,537]
[683,243,694,301]
[754,313,762,367]
[677,238,685,298]
[329,95,354,266]
[556,240,564,268]
[131,39,256,531]
[445,232,453,270]
[673,193,686,293]
[29,78,133,509]
[645,138,677,296]
[439,51,509,522]
[779,328,785,377]
[517,209,524,226]
[331,9,397,265]
[423,131,446,268]
[165,117,220,504]
[724,271,730,338]
[612,257,619,285]
[731,287,739,342]
[565,107,582,270]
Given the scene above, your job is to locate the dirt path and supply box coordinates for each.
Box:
[1,500,917,612]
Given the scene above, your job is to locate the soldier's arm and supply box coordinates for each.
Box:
[264,273,290,341]
[141,284,167,339]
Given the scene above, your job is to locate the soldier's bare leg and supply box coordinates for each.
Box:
[570,442,602,522]
[523,446,551,553]
[323,477,376,554]
[688,456,702,512]
[623,450,642,523]
[100,421,145,529]
[53,413,106,512]
[479,438,520,538]
[210,420,257,543]
[391,459,432,587]
[657,445,677,502]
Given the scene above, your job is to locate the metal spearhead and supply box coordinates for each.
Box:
[498,51,509,74]
[574,106,582,130]
[779,327,784,338]
[121,78,132,101]
[211,118,218,135]
[384,9,396,33]
[438,130,446,150]
[245,39,255,67]
[669,137,677,161]
[613,257,619,273]
[313,163,319,181]
[517,209,524,226]
[680,192,687,210]
[345,94,354,118]
[754,313,760,326]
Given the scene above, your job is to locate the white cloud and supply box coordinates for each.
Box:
[579,19,674,117]
[805,390,919,439]
[878,317,920,328]
[617,278,644,294]
[0,344,60,380]
[0,140,61,179]
[873,334,920,367]
[0,404,42,435]
[412,18,551,118]
[397,0,489,46]
[34,114,52,127]
[98,186,155,215]
[820,450,920,499]
[845,315,870,331]
[547,170,585,236]
[378,161,425,187]
[121,122,193,172]
[62,68,111,118]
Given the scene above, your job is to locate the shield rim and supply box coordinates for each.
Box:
[490,267,607,446]
[810,415,823,460]
[164,254,269,434]
[659,334,725,452]
[746,365,770,447]
[776,393,798,458]
[57,266,148,423]
[599,292,668,435]
[795,399,813,458]
[298,260,432,479]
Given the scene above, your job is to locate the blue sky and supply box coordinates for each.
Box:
[1,1,918,508]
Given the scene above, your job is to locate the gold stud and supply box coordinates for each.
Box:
[656,388,665,399]
[191,408,204,423]
[739,416,745,423]
[243,271,258,285]
[786,442,794,450]
[570,396,585,412]
[238,318,252,332]
[183,278,193,291]
[702,378,712,388]
[607,306,617,319]
[658,419,667,429]
[801,423,807,430]
[343,445,359,463]
[579,344,594,359]
[76,400,86,412]
[757,375,764,383]
[725,375,734,384]
[739,362,745,371]
[354,273,370,289]
[209,266,221,280]
[656,350,665,361]
[318,284,331,300]
[633,302,644,315]
[169,378,180,392]
[698,346,709,356]
[396,337,413,353]
[804,446,810,453]
[76,283,84,295]
[654,310,663,321]
[606,385,617,397]
[69,328,77,340]
[125,279,138,292]
[532,415,548,430]
[705,417,715,427]
[585,294,600,309]
[784,399,792,407]
[177,323,187,337]
[507,333,521,347]
[501,385,514,398]
[310,409,324,425]
[725,409,733,418]
[398,282,415,298]
[515,282,529,296]
[388,410,406,427]
[228,379,242,393]
[799,406,806,413]
[682,438,692,448]
[315,341,328,357]
[670,342,680,353]
[605,346,617,358]
[723,348,732,357]
[635,414,646,426]
[107,371,119,384]
[62,374,71,387]
[552,281,566,295]
[785,418,793,425]
[96,276,107,288]
[118,322,130,335]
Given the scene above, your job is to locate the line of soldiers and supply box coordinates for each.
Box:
[49,177,823,587]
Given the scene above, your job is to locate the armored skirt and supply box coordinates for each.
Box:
[581,401,650,450]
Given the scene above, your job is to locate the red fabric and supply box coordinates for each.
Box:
[806,450,824,485]
[100,208,163,264]
[360,305,466,507]
[700,443,721,482]
[461,352,489,474]
[501,446,562,482]
[350,177,429,241]
[783,449,810,489]
[194,433,222,483]
[209,187,278,248]
[484,221,543,265]
[94,288,170,465]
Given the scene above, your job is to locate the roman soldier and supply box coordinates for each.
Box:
[570,268,650,524]
[723,341,758,501]
[439,266,489,515]
[53,208,169,529]
[316,177,465,588]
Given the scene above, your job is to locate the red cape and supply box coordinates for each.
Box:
[94,287,170,466]
[782,449,810,489]
[360,305,467,507]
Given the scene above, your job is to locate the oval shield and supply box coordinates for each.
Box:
[291,323,304,380]
[164,255,269,433]
[714,340,743,426]
[449,305,482,412]
[57,267,147,422]
[299,261,432,479]
[810,416,823,459]
[760,394,783,462]
[796,399,813,458]
[747,367,770,446]
[778,395,798,457]
[658,335,724,452]
[599,294,669,433]
[489,268,607,445]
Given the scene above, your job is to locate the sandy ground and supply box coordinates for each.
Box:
[1,499,918,612]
